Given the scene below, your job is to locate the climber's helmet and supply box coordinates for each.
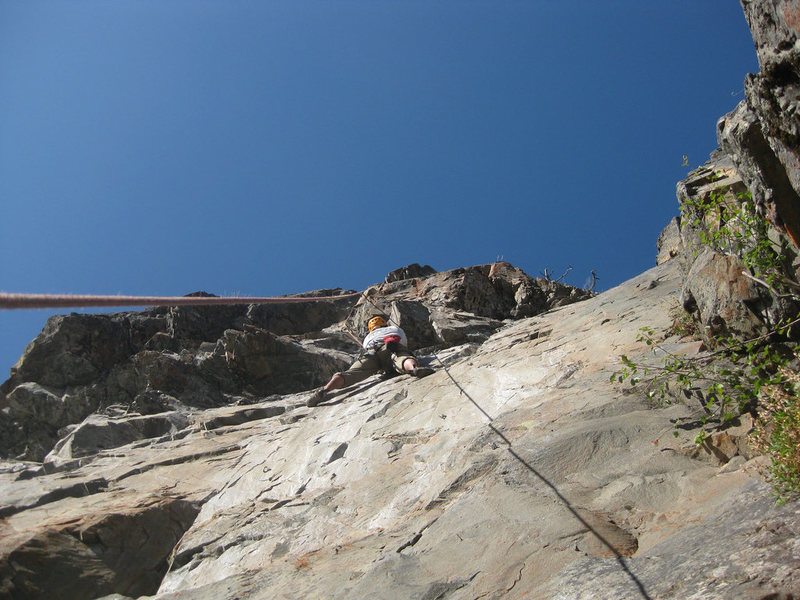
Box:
[368,316,387,332]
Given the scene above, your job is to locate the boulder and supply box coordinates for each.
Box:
[680,247,765,339]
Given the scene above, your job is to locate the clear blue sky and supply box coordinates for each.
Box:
[1,1,758,377]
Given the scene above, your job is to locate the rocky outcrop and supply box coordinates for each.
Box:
[663,0,800,344]
[0,263,590,462]
[663,119,800,341]
[349,262,592,350]
[384,263,437,283]
[0,294,357,462]
[718,100,800,249]
[659,151,778,341]
[718,0,800,247]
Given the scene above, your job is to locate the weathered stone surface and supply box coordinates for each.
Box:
[661,0,800,347]
[44,411,191,471]
[0,263,591,462]
[0,259,796,600]
[718,100,800,247]
[348,262,592,349]
[742,0,800,195]
[542,478,800,600]
[0,295,357,460]
[5,313,161,389]
[246,289,357,336]
[3,4,800,598]
[385,263,437,283]
[656,217,682,265]
[716,1,800,247]
[681,247,765,338]
[0,498,200,600]
[217,327,350,395]
[667,152,779,342]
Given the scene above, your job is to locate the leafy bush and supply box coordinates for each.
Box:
[753,362,800,501]
[616,176,800,498]
[681,184,792,293]
[616,325,788,427]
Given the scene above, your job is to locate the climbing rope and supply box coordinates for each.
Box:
[0,291,362,310]
[361,285,654,599]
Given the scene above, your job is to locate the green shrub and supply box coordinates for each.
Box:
[616,325,788,424]
[753,363,800,502]
[616,177,800,499]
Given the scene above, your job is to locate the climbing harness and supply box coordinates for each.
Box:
[0,291,362,310]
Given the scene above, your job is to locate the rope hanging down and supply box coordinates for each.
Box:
[0,291,363,310]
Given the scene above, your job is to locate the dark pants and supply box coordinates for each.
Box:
[337,346,413,386]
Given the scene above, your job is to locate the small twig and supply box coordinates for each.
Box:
[741,270,800,297]
[554,266,573,283]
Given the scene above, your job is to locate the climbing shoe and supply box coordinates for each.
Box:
[307,388,327,407]
[411,366,434,378]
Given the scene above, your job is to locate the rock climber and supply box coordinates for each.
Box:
[307,315,434,407]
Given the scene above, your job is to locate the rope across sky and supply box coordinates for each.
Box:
[0,291,363,310]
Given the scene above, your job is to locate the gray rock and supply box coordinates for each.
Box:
[0,305,356,459]
[0,259,795,600]
[723,0,800,248]
[668,153,776,341]
[1,383,90,461]
[680,247,765,339]
[4,313,158,389]
[385,300,437,350]
[246,289,358,336]
[656,217,682,265]
[0,498,200,599]
[348,262,592,345]
[542,480,800,599]
[44,411,190,470]
[0,261,592,462]
[385,263,437,283]
[717,100,800,247]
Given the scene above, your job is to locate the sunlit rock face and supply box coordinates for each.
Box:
[718,0,800,247]
[665,0,800,345]
[1,257,798,600]
[2,2,800,599]
[0,263,587,464]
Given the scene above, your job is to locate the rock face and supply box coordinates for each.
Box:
[0,263,589,463]
[0,294,357,463]
[1,258,797,600]
[670,0,800,344]
[719,0,800,246]
[668,151,779,341]
[1,2,799,599]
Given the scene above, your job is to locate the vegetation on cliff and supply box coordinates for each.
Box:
[618,174,800,501]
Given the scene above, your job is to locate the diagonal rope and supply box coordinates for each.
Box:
[343,282,653,599]
[432,354,653,600]
[0,291,362,310]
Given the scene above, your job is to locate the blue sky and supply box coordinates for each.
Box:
[1,1,758,377]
